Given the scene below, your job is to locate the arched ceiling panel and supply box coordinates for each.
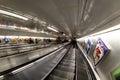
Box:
[0,0,120,37]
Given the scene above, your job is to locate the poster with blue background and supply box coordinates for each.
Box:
[85,39,92,54]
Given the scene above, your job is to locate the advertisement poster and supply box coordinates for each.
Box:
[93,38,109,65]
[111,66,120,80]
[85,39,92,54]
[79,41,84,48]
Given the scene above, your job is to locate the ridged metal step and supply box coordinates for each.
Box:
[60,61,75,67]
[56,65,75,73]
[45,48,75,80]
[62,59,75,63]
[64,55,75,58]
[47,74,68,80]
[51,69,75,80]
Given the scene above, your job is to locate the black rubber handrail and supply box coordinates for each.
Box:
[77,44,97,80]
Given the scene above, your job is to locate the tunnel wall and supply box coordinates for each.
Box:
[77,29,120,80]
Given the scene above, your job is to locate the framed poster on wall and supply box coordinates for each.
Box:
[79,41,85,49]
[85,39,92,54]
[111,66,120,80]
[93,38,109,66]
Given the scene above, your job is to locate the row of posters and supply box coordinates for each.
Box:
[80,38,120,80]
[80,38,109,66]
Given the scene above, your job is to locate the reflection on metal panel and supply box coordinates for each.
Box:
[0,58,11,72]
[0,44,61,73]
[8,53,29,67]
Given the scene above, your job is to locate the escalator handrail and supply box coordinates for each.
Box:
[77,43,100,80]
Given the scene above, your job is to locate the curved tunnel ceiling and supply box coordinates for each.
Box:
[0,0,120,37]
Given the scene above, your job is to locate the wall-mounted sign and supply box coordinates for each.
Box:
[79,41,84,48]
[93,38,109,66]
[111,66,120,80]
[85,39,92,54]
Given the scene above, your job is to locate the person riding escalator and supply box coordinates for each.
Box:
[71,37,77,48]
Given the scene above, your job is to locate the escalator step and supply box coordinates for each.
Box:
[62,59,75,63]
[64,56,75,59]
[63,58,75,61]
[51,69,74,80]
[46,74,68,80]
[64,55,75,58]
[56,65,75,73]
[60,62,75,67]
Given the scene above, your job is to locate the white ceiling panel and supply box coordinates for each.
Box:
[0,0,120,37]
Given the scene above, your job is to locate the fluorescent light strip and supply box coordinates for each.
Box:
[90,24,120,36]
[78,24,120,40]
[47,27,58,32]
[0,10,28,20]
[0,25,38,33]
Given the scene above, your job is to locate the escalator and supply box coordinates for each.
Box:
[1,45,70,80]
[0,44,96,80]
[45,47,75,80]
[44,45,96,80]
[75,48,89,80]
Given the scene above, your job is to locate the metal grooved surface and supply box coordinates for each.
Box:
[1,45,90,80]
[45,47,75,80]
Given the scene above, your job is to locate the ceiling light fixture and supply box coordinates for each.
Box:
[47,27,58,32]
[78,23,120,40]
[0,10,28,20]
[89,24,120,36]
